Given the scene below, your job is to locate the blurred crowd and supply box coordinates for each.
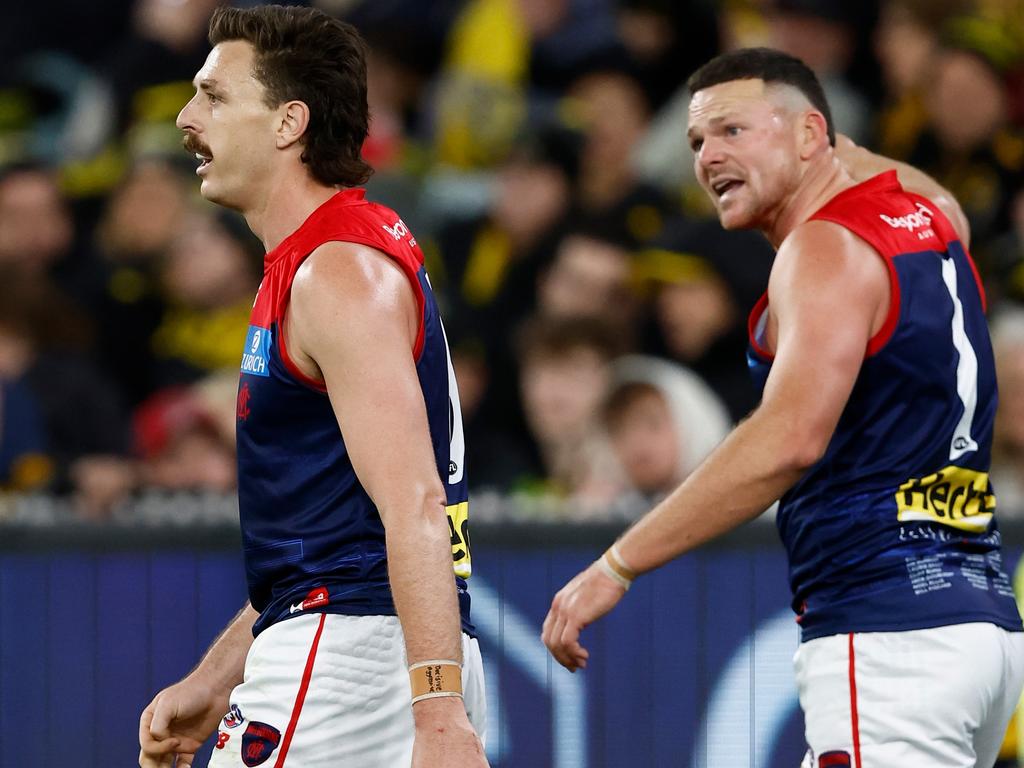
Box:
[2,0,1024,522]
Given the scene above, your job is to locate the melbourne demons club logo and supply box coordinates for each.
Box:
[241,721,281,766]
[237,382,251,422]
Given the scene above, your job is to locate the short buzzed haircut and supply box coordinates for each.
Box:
[687,48,835,146]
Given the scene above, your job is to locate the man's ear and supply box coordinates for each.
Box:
[276,100,310,150]
[798,110,830,160]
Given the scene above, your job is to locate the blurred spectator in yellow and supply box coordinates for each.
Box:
[0,162,100,311]
[873,0,966,161]
[905,21,1024,249]
[1017,556,1024,766]
[0,314,54,493]
[514,314,627,510]
[537,227,640,339]
[603,355,731,506]
[91,157,193,404]
[991,309,1024,517]
[0,271,132,507]
[431,0,618,170]
[997,554,1024,764]
[614,0,718,111]
[431,121,582,334]
[988,188,1024,307]
[446,330,537,491]
[100,0,221,159]
[0,163,73,277]
[429,124,583,446]
[149,209,261,390]
[567,65,671,243]
[765,0,873,142]
[636,218,774,420]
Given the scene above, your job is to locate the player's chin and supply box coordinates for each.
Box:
[716,205,753,231]
[199,182,240,211]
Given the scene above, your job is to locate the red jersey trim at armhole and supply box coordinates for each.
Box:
[276,304,329,394]
[865,254,901,358]
[316,235,428,362]
[809,214,902,359]
[963,244,988,314]
[747,292,774,361]
[272,238,428,393]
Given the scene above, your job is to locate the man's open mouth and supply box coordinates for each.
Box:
[712,178,743,198]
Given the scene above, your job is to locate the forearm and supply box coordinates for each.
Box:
[191,602,258,696]
[384,496,463,665]
[617,408,809,573]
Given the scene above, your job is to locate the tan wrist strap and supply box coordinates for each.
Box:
[604,544,637,583]
[409,660,463,704]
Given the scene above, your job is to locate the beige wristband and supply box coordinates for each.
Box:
[409,660,463,704]
[606,544,637,581]
[598,544,637,590]
[598,554,632,590]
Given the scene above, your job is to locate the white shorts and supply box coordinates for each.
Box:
[795,622,1024,768]
[208,613,486,768]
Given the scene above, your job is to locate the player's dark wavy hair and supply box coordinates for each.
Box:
[209,5,373,187]
[687,47,835,146]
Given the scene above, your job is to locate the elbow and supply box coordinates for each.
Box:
[753,401,834,475]
[780,433,829,474]
[377,482,449,531]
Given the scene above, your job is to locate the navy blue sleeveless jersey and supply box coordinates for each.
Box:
[747,171,1022,642]
[235,189,473,637]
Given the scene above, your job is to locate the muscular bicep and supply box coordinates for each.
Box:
[288,243,445,516]
[762,222,889,460]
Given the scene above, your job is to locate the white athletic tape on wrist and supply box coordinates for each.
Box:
[598,553,632,590]
[607,544,637,580]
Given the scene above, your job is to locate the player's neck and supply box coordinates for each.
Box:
[764,153,853,248]
[243,171,340,252]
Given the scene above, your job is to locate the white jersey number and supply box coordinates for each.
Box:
[941,255,980,461]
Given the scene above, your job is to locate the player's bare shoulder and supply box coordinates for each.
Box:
[288,242,419,374]
[293,242,411,307]
[773,219,888,299]
[767,218,891,341]
[294,242,417,325]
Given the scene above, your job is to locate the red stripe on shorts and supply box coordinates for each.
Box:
[848,633,862,768]
[274,613,327,767]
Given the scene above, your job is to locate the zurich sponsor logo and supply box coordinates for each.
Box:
[241,325,272,377]
[223,703,245,729]
[879,202,933,232]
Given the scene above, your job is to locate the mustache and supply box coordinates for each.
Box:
[182,133,212,158]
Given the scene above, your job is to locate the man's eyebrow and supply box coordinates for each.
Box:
[195,77,221,91]
[687,115,728,138]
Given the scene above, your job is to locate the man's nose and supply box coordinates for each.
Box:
[698,136,726,168]
[176,97,196,131]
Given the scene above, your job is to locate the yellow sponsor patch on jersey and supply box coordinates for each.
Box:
[446,501,472,578]
[896,465,995,532]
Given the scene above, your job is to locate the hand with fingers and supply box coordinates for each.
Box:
[139,676,228,768]
[542,559,630,672]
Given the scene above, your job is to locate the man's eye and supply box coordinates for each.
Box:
[726,125,742,136]
[690,139,703,152]
[207,93,219,104]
